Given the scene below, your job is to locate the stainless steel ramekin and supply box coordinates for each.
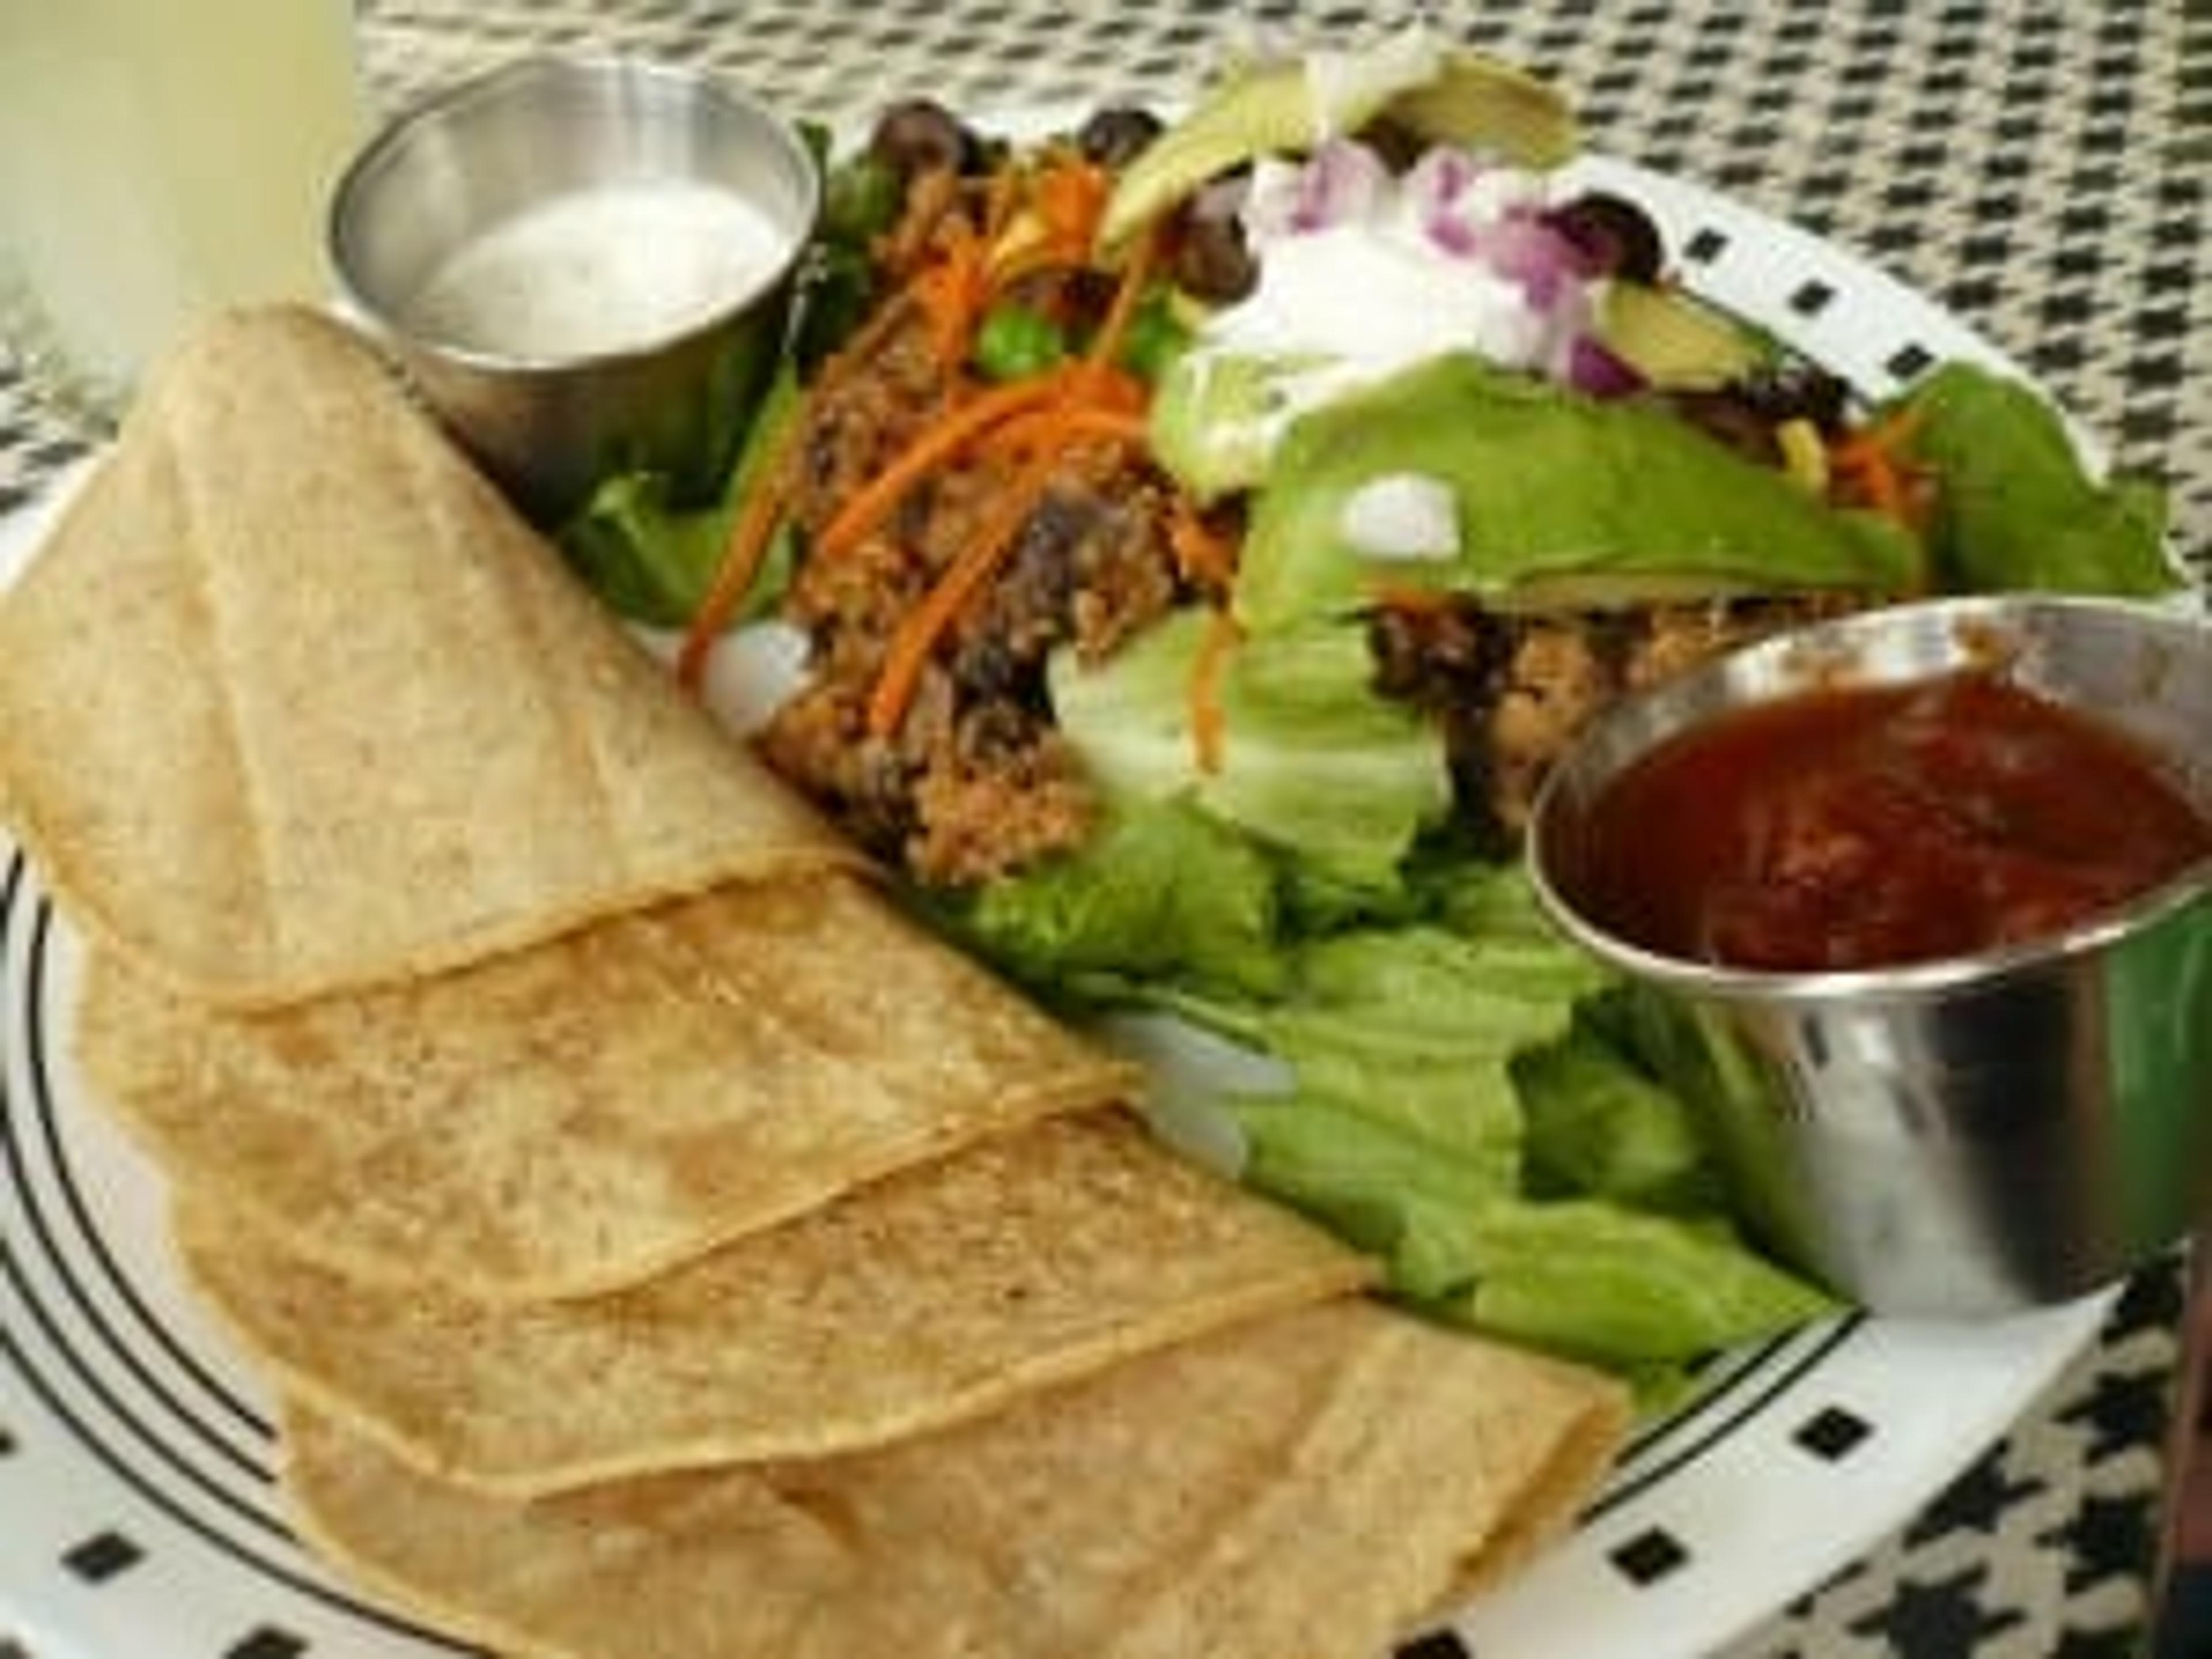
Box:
[1528,593,2211,1315]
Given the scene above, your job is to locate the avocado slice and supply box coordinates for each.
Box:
[1098,31,1577,255]
[1595,282,1768,391]
[1231,352,1922,633]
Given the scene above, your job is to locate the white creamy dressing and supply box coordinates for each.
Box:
[402,180,789,360]
[1180,160,1558,465]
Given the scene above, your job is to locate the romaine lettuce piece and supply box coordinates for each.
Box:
[1898,362,2178,597]
[1512,1019,1724,1213]
[1048,608,1451,891]
[1442,1199,1838,1364]
[1146,893,1603,1169]
[925,797,1289,1003]
[1226,1090,1503,1300]
[555,366,800,627]
[1229,1090,1834,1359]
[1233,352,1921,632]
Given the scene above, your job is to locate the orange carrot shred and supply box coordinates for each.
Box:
[976,403,1151,461]
[914,222,989,374]
[850,225,1169,739]
[1035,160,1109,254]
[865,449,1060,738]
[676,423,803,696]
[1168,500,1238,594]
[1188,605,1240,776]
[816,371,1070,562]
[1077,226,1158,387]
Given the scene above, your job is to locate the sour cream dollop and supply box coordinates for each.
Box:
[1180,140,1599,454]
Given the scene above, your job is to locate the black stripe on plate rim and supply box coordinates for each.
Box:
[2,873,275,1500]
[24,892,274,1450]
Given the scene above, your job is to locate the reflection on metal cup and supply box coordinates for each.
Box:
[328,57,820,525]
[1528,594,2212,1316]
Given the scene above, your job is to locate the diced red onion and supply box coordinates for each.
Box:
[1564,334,1647,399]
[1243,139,1392,240]
[1469,211,1586,312]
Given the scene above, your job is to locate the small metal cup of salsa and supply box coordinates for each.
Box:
[1527,593,2211,1316]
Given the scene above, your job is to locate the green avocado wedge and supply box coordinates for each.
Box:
[1097,31,1577,255]
[1229,353,1922,634]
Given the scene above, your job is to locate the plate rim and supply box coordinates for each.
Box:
[0,135,2140,1659]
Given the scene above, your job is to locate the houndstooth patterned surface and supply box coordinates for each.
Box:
[0,5,2203,1657]
[2,0,2205,576]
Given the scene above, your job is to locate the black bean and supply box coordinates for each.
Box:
[870,99,979,180]
[1171,209,1257,302]
[1546,192,1667,283]
[1077,105,1164,169]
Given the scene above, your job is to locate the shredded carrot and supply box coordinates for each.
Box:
[1362,579,1459,614]
[1077,226,1158,387]
[1831,403,1922,469]
[1188,605,1241,776]
[1034,160,1109,257]
[671,389,817,698]
[853,227,1173,740]
[976,403,1152,460]
[865,448,1061,737]
[816,372,1071,562]
[1168,499,1238,593]
[1827,404,1929,529]
[912,221,990,373]
[676,466,792,695]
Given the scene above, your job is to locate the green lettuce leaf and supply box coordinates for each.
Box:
[1232,352,1922,633]
[1512,1016,1725,1213]
[554,366,800,628]
[1442,1199,1838,1364]
[1049,608,1452,891]
[1898,361,2179,596]
[1227,1090,1503,1300]
[924,797,1290,1004]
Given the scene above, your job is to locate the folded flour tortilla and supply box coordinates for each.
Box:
[282,1297,1630,1659]
[80,871,1137,1300]
[176,1111,1372,1493]
[0,305,854,1008]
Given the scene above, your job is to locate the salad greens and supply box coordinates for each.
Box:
[541,35,2185,1390]
[1225,353,1925,632]
[556,366,802,628]
[1050,609,1450,892]
[1903,362,2175,597]
[937,809,1838,1389]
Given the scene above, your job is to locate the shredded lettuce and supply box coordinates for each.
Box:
[1048,608,1451,893]
[942,820,1839,1376]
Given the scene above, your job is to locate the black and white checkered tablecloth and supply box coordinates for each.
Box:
[1,5,2203,1657]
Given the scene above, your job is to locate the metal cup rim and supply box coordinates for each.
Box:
[327,54,821,376]
[1525,591,2212,1005]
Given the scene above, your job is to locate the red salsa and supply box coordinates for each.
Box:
[1570,671,2212,971]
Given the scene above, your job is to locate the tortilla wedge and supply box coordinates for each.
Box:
[79,870,1139,1301]
[281,1297,1630,1659]
[175,1110,1372,1493]
[0,304,854,1009]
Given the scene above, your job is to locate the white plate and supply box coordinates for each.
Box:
[0,156,2118,1659]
